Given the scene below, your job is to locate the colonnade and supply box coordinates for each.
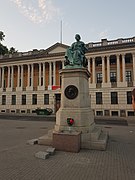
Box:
[0,61,64,90]
[0,53,135,91]
[88,53,135,85]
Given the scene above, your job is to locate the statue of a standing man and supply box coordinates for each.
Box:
[64,34,88,68]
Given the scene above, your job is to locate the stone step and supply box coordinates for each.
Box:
[90,131,108,150]
[35,151,49,160]
[91,126,102,141]
[38,135,52,146]
[26,138,38,145]
[46,147,55,155]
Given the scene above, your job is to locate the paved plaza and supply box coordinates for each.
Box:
[0,118,135,180]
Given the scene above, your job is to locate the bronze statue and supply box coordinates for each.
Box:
[64,34,88,68]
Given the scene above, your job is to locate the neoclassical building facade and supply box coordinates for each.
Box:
[0,37,135,117]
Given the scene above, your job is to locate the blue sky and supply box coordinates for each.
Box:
[1,0,135,52]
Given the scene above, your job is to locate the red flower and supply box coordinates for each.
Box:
[67,118,74,126]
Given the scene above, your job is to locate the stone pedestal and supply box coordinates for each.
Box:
[38,68,108,151]
[53,131,81,153]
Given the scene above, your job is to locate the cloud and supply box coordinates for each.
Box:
[10,0,60,23]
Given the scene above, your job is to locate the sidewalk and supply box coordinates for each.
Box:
[0,119,135,180]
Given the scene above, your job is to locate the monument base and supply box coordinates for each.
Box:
[38,68,108,152]
[38,125,108,151]
[53,131,81,153]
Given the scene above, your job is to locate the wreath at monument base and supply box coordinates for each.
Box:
[67,118,74,126]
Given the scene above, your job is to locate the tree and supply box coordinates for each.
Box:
[0,31,17,55]
[9,47,18,54]
[0,31,5,42]
[0,43,8,55]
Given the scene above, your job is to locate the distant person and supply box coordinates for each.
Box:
[132,88,135,111]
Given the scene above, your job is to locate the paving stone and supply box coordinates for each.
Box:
[46,147,55,155]
[27,139,38,145]
[35,151,49,160]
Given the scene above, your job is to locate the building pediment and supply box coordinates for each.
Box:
[45,42,69,54]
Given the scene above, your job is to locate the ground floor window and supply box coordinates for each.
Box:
[44,94,49,105]
[96,111,103,116]
[12,95,16,105]
[127,111,135,116]
[111,111,119,116]
[2,95,6,105]
[22,95,26,105]
[32,94,37,105]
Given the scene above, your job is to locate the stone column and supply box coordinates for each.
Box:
[62,61,64,69]
[133,53,135,85]
[102,56,105,83]
[11,66,14,89]
[53,61,56,86]
[27,64,30,87]
[2,67,4,89]
[107,56,110,83]
[92,57,96,84]
[122,54,126,82]
[43,62,45,88]
[31,64,34,87]
[7,66,11,88]
[0,67,1,88]
[39,63,41,86]
[21,65,24,88]
[88,59,90,72]
[17,65,20,87]
[49,62,52,86]
[116,54,120,82]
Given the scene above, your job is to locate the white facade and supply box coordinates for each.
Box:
[0,38,135,117]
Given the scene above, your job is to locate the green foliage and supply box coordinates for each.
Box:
[9,47,18,54]
[0,31,5,42]
[0,31,17,55]
[0,43,8,55]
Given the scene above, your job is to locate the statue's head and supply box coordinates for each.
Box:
[132,88,135,111]
[75,34,81,41]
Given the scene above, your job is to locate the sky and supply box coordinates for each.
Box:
[1,0,135,52]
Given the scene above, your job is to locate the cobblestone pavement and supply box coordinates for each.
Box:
[0,119,135,180]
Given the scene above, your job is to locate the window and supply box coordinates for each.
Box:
[110,72,116,82]
[12,95,16,105]
[32,94,37,105]
[95,59,102,66]
[125,54,132,64]
[110,57,116,65]
[126,71,132,82]
[44,94,49,105]
[111,111,118,116]
[41,77,43,86]
[127,91,132,104]
[96,92,102,104]
[96,73,102,83]
[111,92,118,104]
[2,95,6,105]
[22,95,26,105]
[96,111,103,116]
[128,111,135,116]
